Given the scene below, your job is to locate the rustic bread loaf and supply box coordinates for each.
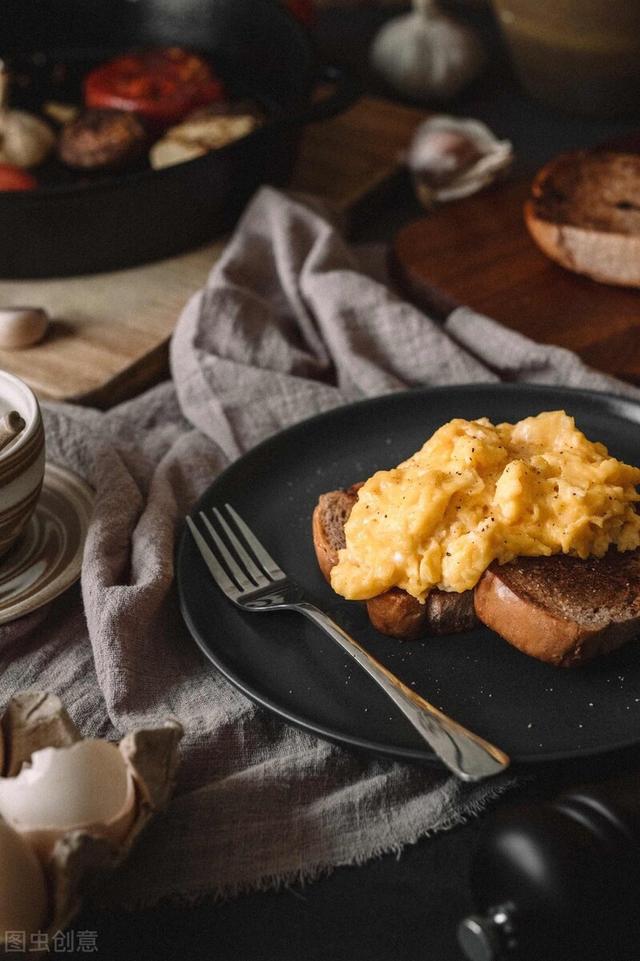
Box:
[524,150,640,288]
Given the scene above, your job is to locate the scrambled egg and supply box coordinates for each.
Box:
[331,411,640,602]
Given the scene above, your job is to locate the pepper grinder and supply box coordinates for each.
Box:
[458,771,640,961]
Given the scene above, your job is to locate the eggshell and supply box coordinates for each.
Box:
[0,693,183,945]
[0,740,137,858]
[0,819,48,939]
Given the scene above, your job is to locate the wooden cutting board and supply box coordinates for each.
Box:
[391,178,640,385]
[0,96,426,408]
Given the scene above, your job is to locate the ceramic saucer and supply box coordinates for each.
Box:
[0,462,94,625]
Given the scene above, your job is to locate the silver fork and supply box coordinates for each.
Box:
[186,504,510,782]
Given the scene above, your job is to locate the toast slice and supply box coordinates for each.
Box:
[474,549,640,667]
[313,487,640,665]
[524,150,640,288]
[312,486,478,639]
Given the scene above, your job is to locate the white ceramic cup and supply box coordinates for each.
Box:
[0,370,46,558]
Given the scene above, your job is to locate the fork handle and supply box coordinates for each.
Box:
[297,602,510,781]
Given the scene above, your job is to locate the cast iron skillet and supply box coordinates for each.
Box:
[0,0,357,278]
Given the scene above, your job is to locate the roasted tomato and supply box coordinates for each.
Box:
[0,164,38,191]
[84,47,225,129]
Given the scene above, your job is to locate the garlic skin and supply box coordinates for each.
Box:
[0,307,49,350]
[370,0,485,102]
[0,740,137,857]
[406,115,513,206]
[408,128,482,185]
[0,819,48,940]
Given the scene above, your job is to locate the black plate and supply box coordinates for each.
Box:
[177,384,640,766]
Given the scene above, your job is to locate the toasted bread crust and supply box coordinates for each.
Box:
[312,486,476,639]
[367,587,478,639]
[524,151,640,288]
[312,486,361,583]
[475,551,640,667]
[366,589,428,640]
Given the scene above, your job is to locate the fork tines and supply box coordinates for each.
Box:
[186,504,285,600]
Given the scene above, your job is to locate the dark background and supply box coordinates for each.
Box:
[5,2,640,958]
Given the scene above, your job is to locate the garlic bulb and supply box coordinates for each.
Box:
[370,0,485,102]
[0,61,55,168]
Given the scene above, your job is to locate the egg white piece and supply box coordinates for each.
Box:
[0,819,48,939]
[0,740,130,831]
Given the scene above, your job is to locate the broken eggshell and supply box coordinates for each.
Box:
[0,692,182,955]
[0,740,137,859]
[406,115,513,207]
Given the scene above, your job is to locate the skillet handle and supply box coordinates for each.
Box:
[294,64,361,124]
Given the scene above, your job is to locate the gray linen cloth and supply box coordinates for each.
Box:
[1,187,638,907]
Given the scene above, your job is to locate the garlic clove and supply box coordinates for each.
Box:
[0,307,49,350]
[0,819,49,940]
[0,740,138,858]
